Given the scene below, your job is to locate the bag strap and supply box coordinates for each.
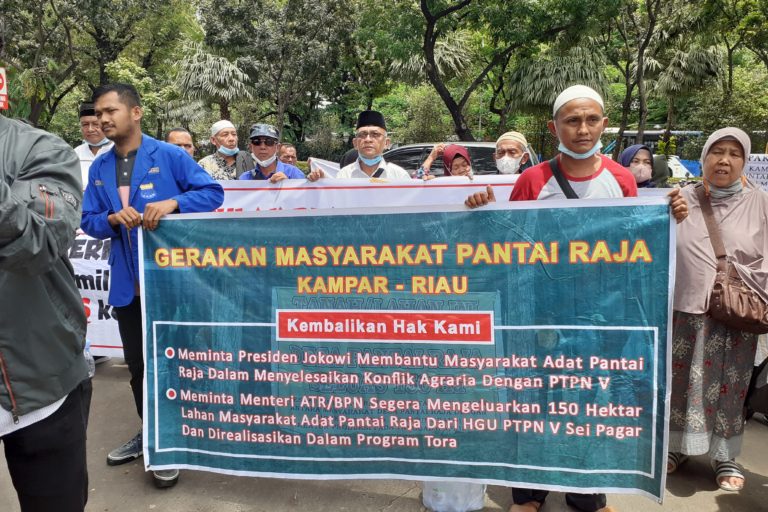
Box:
[372,167,385,178]
[549,157,579,199]
[695,184,728,271]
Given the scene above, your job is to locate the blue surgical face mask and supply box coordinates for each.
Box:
[218,146,239,157]
[86,137,111,147]
[359,155,383,167]
[558,139,603,160]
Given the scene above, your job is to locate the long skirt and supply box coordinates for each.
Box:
[668,311,758,461]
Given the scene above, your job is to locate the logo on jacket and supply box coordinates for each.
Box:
[139,182,157,200]
[149,167,160,174]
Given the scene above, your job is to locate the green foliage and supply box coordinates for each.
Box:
[657,136,677,156]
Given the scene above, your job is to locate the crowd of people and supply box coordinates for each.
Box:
[1,80,766,512]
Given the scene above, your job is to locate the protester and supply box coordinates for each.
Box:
[278,142,298,165]
[74,102,114,188]
[418,143,474,179]
[619,144,655,188]
[198,120,254,180]
[166,127,196,158]
[80,83,224,489]
[239,124,305,182]
[494,131,530,174]
[0,116,92,511]
[668,127,768,492]
[466,84,688,512]
[308,110,410,180]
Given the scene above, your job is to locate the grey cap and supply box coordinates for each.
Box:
[249,123,279,140]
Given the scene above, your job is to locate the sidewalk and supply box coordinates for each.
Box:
[2,361,767,511]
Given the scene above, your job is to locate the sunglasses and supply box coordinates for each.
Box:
[251,138,277,147]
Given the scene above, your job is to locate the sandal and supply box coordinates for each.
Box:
[711,459,745,491]
[667,452,689,474]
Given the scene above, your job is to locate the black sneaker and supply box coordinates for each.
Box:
[107,431,142,466]
[153,468,179,488]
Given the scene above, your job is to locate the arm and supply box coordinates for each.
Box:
[0,132,83,274]
[419,143,445,177]
[170,152,225,213]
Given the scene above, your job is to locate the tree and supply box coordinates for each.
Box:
[653,44,721,136]
[417,0,618,141]
[72,0,171,85]
[175,44,254,120]
[493,45,608,132]
[201,0,354,136]
[0,0,80,126]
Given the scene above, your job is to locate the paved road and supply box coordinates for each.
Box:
[2,361,767,511]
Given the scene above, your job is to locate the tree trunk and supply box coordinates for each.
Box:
[613,77,634,159]
[664,98,675,140]
[726,45,734,98]
[219,99,230,120]
[636,48,647,144]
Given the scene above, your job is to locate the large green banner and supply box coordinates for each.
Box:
[140,199,673,501]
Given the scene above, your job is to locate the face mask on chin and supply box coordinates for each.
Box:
[218,146,239,157]
[86,137,111,147]
[496,156,522,174]
[254,154,277,167]
[629,163,652,183]
[359,155,383,167]
[555,125,603,160]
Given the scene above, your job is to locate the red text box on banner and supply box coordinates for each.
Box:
[276,309,494,344]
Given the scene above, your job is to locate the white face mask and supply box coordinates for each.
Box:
[496,156,522,174]
[629,163,652,184]
[254,154,277,168]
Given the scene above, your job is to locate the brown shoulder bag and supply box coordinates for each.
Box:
[697,185,768,334]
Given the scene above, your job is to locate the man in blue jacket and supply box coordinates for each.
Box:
[81,83,224,489]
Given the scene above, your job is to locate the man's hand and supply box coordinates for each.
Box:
[465,185,496,208]
[307,168,325,182]
[269,171,288,184]
[143,199,179,231]
[108,207,142,229]
[667,188,688,223]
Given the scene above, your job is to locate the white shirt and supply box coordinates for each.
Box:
[336,158,412,180]
[0,397,65,437]
[74,142,114,189]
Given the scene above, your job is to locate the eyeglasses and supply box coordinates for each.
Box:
[356,130,385,140]
[251,138,277,147]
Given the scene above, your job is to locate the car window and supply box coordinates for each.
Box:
[470,147,497,175]
[383,148,425,174]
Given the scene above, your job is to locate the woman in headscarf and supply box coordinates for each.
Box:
[668,127,768,491]
[618,144,655,188]
[419,144,473,179]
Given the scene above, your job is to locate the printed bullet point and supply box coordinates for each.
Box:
[166,389,177,400]
[165,348,175,359]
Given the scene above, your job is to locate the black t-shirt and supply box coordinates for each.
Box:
[116,150,138,186]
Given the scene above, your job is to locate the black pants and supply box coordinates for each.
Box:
[115,296,144,419]
[1,379,92,512]
[512,488,606,512]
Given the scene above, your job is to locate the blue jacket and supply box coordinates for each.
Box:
[81,135,224,307]
[239,160,305,180]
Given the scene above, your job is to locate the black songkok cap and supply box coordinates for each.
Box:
[79,102,96,118]
[356,110,386,131]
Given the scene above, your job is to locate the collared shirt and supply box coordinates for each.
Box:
[239,160,305,180]
[336,158,411,180]
[116,149,138,209]
[74,142,113,190]
[198,152,238,180]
